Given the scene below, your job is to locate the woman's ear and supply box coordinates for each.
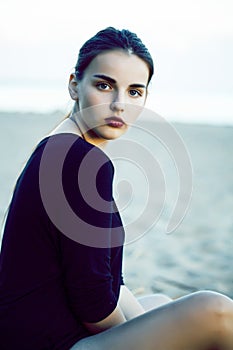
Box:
[68,73,79,101]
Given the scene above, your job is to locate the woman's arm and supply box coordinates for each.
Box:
[83,285,145,334]
[83,304,126,334]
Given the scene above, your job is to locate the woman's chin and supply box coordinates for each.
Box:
[95,125,128,141]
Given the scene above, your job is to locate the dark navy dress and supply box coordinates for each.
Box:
[0,133,125,350]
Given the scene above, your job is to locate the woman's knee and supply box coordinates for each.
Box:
[192,290,232,314]
[189,290,233,338]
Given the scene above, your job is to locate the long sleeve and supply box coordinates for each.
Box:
[0,133,125,349]
[48,134,125,323]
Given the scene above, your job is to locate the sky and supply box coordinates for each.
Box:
[1,0,233,125]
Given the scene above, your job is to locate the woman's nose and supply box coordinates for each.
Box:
[110,92,125,113]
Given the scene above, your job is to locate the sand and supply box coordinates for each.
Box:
[0,111,232,299]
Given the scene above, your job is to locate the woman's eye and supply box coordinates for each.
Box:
[96,82,111,90]
[129,89,142,97]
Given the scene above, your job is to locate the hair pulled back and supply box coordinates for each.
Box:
[75,27,154,84]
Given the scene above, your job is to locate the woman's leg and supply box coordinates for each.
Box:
[71,291,233,350]
[137,293,172,311]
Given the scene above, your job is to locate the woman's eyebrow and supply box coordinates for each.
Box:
[93,74,146,89]
[129,83,146,89]
[93,74,116,84]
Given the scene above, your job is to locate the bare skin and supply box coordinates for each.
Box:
[71,290,233,350]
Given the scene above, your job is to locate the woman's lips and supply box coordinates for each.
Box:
[105,117,125,128]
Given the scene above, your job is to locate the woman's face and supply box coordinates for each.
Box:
[70,49,150,144]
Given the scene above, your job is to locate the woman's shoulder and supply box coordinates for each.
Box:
[36,133,98,155]
[36,133,113,171]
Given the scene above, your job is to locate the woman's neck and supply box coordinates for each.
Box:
[48,106,108,149]
[69,106,108,149]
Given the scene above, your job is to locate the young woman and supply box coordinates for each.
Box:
[0,26,233,350]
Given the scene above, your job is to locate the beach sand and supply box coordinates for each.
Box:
[0,111,233,299]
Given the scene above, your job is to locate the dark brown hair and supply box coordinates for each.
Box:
[75,26,154,85]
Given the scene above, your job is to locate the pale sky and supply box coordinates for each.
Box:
[1,0,233,124]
